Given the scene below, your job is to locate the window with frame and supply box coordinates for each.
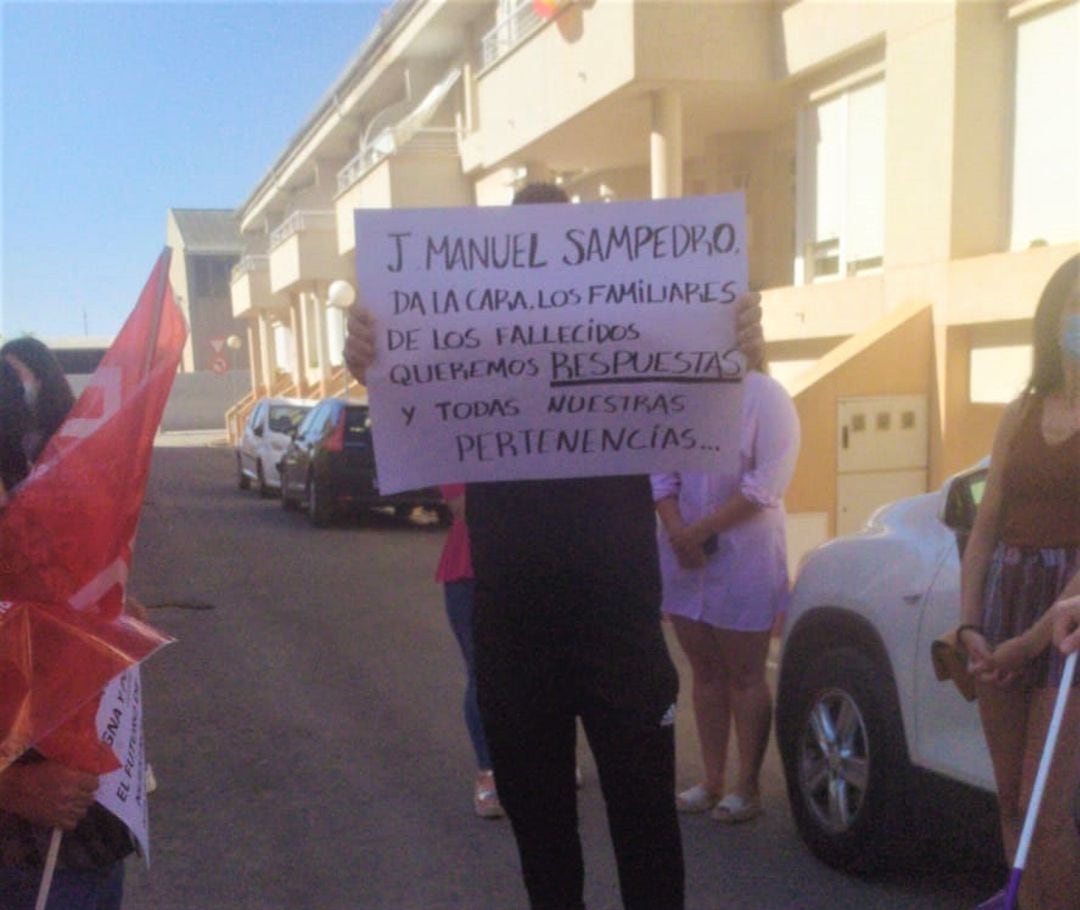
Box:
[1009,2,1079,250]
[192,256,234,297]
[273,322,293,375]
[797,77,885,283]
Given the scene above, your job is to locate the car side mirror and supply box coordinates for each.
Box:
[941,473,982,559]
[253,425,264,438]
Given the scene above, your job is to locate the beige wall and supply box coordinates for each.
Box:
[633,0,772,83]
[336,153,473,253]
[788,303,935,533]
[165,213,194,373]
[462,1,637,172]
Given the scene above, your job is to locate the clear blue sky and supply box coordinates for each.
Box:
[1,0,387,339]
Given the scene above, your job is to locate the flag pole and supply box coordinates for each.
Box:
[35,828,63,910]
[1003,650,1077,909]
[141,247,173,380]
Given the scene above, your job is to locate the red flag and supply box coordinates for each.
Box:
[0,250,184,773]
[533,0,564,19]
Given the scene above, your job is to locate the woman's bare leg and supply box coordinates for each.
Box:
[671,615,732,795]
[713,628,772,799]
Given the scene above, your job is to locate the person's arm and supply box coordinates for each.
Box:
[958,397,1026,682]
[672,493,759,551]
[992,609,1056,673]
[673,376,800,549]
[735,292,764,368]
[344,299,376,384]
[0,761,99,831]
[343,292,765,386]
[655,492,706,570]
[1051,589,1080,655]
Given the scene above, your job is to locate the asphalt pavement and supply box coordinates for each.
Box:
[120,441,1000,909]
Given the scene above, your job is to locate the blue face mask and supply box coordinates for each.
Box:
[1062,313,1080,360]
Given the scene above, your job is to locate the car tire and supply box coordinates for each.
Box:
[434,504,453,528]
[237,454,250,491]
[307,475,333,527]
[779,646,912,874]
[256,460,271,498]
[280,474,298,511]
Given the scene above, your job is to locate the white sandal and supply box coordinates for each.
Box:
[711,792,763,824]
[676,783,720,813]
[474,772,505,819]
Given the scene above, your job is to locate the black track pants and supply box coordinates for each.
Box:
[468,476,684,910]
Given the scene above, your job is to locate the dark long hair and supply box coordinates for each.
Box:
[0,358,31,491]
[1026,253,1079,398]
[0,336,76,458]
[512,182,569,206]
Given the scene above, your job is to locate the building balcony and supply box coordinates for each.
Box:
[460,0,774,175]
[479,0,546,69]
[230,255,287,319]
[267,210,350,293]
[335,133,471,255]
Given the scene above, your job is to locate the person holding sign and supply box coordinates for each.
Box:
[345,182,764,910]
[0,344,134,910]
[652,363,799,823]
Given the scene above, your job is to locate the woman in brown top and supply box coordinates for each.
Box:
[959,253,1079,910]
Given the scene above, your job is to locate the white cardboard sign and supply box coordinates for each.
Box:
[95,667,151,862]
[354,193,747,493]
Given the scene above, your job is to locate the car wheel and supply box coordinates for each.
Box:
[307,475,333,527]
[256,460,271,498]
[280,473,298,510]
[779,646,912,873]
[237,454,250,491]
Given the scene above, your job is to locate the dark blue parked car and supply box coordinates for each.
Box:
[279,396,446,527]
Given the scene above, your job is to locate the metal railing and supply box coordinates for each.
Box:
[230,254,268,283]
[268,210,336,250]
[481,0,545,68]
[337,127,459,195]
[337,144,391,194]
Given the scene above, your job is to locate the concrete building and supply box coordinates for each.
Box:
[227,0,1078,561]
[166,208,249,374]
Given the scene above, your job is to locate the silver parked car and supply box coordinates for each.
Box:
[236,397,317,496]
[776,461,994,872]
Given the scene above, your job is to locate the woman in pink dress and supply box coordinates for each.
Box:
[652,368,800,823]
[436,484,503,818]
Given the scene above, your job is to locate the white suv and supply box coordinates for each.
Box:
[236,397,316,496]
[776,461,994,871]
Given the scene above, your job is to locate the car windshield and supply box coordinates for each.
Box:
[968,474,986,508]
[268,405,310,434]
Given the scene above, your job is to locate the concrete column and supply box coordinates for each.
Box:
[246,321,263,396]
[258,314,276,394]
[289,295,306,393]
[314,283,332,394]
[650,89,684,200]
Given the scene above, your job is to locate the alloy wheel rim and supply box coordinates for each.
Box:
[797,687,870,834]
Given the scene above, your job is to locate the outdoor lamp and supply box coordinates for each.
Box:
[328,280,356,309]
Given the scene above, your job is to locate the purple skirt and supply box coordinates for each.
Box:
[982,543,1079,688]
